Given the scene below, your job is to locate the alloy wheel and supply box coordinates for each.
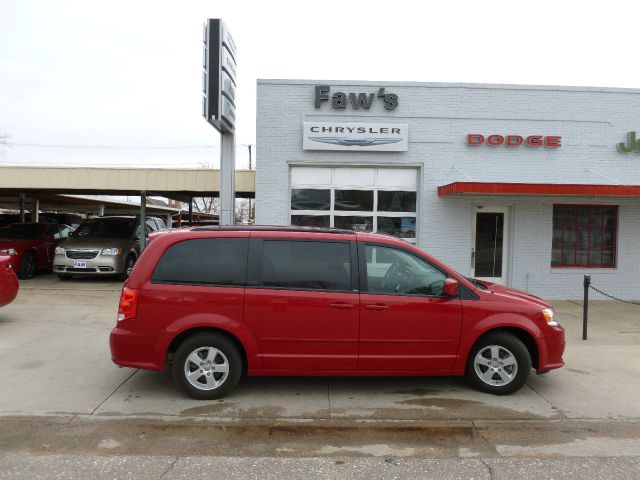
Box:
[473,345,518,387]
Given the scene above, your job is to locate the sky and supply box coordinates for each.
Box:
[1,0,640,169]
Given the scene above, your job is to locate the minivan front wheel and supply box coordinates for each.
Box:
[466,332,531,395]
[173,333,242,400]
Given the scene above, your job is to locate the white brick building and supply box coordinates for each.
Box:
[256,80,640,300]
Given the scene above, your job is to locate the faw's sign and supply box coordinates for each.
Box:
[314,85,399,111]
[467,134,561,148]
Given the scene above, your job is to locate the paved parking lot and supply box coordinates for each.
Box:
[1,273,640,472]
[2,273,640,422]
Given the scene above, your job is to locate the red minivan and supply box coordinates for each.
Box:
[110,226,565,399]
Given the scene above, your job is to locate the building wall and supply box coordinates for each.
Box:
[256,80,640,300]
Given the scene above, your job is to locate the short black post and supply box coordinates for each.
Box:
[583,275,591,340]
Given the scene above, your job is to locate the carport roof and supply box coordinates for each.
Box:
[0,166,255,201]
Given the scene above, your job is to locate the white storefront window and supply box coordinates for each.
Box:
[290,167,418,243]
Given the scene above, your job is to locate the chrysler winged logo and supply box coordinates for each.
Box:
[308,137,402,147]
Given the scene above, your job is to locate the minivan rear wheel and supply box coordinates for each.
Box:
[466,332,531,395]
[173,333,242,400]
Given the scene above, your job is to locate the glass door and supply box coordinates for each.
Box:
[471,207,508,284]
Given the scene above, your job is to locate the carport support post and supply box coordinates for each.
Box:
[219,132,235,225]
[19,193,26,223]
[140,191,147,251]
[188,198,193,226]
[33,198,39,222]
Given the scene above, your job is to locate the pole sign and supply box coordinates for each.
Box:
[202,19,237,133]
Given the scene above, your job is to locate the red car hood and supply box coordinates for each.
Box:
[477,280,553,309]
[0,238,36,249]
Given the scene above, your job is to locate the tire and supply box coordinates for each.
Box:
[119,255,136,281]
[57,274,73,281]
[17,252,37,279]
[466,332,531,395]
[172,333,242,400]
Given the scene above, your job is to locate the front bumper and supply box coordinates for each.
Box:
[538,325,566,371]
[54,253,125,275]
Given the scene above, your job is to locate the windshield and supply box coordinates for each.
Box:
[75,218,137,239]
[0,224,44,239]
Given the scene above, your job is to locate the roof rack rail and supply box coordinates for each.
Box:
[190,225,356,235]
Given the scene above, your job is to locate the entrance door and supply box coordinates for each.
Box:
[472,207,508,284]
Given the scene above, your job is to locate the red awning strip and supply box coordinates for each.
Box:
[437,182,640,197]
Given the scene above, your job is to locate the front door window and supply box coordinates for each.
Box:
[473,208,508,283]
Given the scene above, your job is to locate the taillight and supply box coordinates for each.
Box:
[117,287,140,322]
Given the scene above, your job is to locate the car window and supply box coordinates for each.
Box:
[152,238,248,286]
[364,244,446,296]
[58,225,72,238]
[75,218,137,238]
[260,240,352,291]
[47,225,61,239]
[0,224,43,239]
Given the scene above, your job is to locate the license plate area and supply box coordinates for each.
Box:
[74,261,88,269]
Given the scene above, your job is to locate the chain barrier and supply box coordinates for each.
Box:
[588,284,640,306]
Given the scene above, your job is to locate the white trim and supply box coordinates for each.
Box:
[471,206,510,285]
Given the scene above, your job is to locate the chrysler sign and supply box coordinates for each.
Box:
[303,122,408,151]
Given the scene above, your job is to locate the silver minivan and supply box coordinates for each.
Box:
[53,216,166,280]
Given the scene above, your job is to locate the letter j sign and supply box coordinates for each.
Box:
[617,132,640,153]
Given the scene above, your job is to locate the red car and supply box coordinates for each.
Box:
[110,226,565,399]
[0,255,19,308]
[0,223,73,279]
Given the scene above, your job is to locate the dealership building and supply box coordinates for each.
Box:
[255,79,640,300]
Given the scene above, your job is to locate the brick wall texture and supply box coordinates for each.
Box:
[256,80,640,300]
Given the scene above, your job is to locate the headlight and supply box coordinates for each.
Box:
[542,308,558,327]
[55,247,66,255]
[0,248,17,256]
[101,248,121,256]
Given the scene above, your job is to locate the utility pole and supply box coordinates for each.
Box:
[247,144,254,224]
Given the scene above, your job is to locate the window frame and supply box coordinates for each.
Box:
[247,238,359,293]
[290,187,417,242]
[150,237,249,288]
[357,242,454,299]
[551,204,618,269]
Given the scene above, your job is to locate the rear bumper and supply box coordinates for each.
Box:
[109,324,166,371]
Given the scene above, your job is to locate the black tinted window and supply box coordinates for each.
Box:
[152,238,248,286]
[261,240,351,291]
[75,218,136,238]
[0,224,43,239]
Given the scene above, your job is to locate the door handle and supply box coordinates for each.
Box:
[365,304,389,311]
[330,303,354,310]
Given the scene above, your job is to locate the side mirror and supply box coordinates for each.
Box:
[443,278,459,296]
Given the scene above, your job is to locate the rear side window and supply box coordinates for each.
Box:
[152,238,248,286]
[260,240,352,291]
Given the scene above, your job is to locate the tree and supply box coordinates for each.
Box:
[0,132,8,155]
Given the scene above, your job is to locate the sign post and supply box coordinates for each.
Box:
[202,19,237,225]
